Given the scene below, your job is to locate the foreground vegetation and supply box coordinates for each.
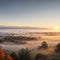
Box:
[0,47,13,60]
[0,41,60,60]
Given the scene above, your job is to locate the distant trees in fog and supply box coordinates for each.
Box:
[0,36,37,44]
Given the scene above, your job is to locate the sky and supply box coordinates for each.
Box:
[0,0,60,27]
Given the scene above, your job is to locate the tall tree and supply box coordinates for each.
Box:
[18,48,32,60]
[55,43,60,53]
[35,53,47,60]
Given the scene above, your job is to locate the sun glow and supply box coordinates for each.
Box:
[53,26,60,30]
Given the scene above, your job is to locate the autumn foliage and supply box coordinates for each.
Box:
[0,47,14,60]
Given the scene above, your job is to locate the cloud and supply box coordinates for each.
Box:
[0,26,51,30]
